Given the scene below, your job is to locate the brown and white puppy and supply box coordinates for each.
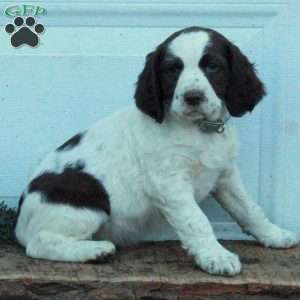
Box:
[15,27,298,276]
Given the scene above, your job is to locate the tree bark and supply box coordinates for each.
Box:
[0,240,299,299]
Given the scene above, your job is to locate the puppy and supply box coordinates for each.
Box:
[15,27,298,276]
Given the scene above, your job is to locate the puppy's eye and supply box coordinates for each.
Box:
[168,65,181,74]
[162,62,182,74]
[205,63,221,73]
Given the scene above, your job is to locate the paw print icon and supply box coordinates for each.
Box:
[5,16,44,47]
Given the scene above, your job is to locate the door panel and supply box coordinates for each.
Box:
[0,0,298,238]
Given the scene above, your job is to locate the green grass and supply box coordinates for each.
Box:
[0,201,17,242]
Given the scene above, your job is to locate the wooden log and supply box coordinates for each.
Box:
[0,240,300,299]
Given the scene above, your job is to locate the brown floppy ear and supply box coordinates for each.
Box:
[134,48,164,123]
[226,43,266,117]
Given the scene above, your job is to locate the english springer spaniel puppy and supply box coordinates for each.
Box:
[15,27,298,276]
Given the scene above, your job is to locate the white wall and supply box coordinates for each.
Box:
[0,0,299,239]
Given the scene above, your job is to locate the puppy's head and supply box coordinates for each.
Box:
[135,27,266,123]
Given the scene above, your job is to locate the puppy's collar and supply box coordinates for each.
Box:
[197,116,231,134]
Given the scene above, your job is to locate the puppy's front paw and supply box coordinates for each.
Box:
[195,245,241,276]
[259,227,298,249]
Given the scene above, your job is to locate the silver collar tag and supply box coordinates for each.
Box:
[197,116,231,134]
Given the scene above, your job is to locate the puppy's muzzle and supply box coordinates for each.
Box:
[184,90,206,106]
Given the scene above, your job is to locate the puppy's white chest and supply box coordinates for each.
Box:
[193,167,220,201]
[190,128,238,199]
[194,127,238,168]
[190,151,226,202]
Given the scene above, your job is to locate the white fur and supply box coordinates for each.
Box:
[15,31,298,276]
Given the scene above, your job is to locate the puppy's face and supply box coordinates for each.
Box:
[135,27,266,124]
[161,31,229,121]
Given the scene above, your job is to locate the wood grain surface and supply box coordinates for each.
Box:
[0,240,299,299]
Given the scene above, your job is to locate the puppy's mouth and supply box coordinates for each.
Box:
[183,111,205,120]
[183,104,222,121]
[183,110,209,120]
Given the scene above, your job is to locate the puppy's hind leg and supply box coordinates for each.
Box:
[16,192,116,262]
[26,232,116,263]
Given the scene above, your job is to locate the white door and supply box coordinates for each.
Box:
[0,0,299,239]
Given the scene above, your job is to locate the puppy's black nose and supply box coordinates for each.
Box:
[184,90,205,106]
